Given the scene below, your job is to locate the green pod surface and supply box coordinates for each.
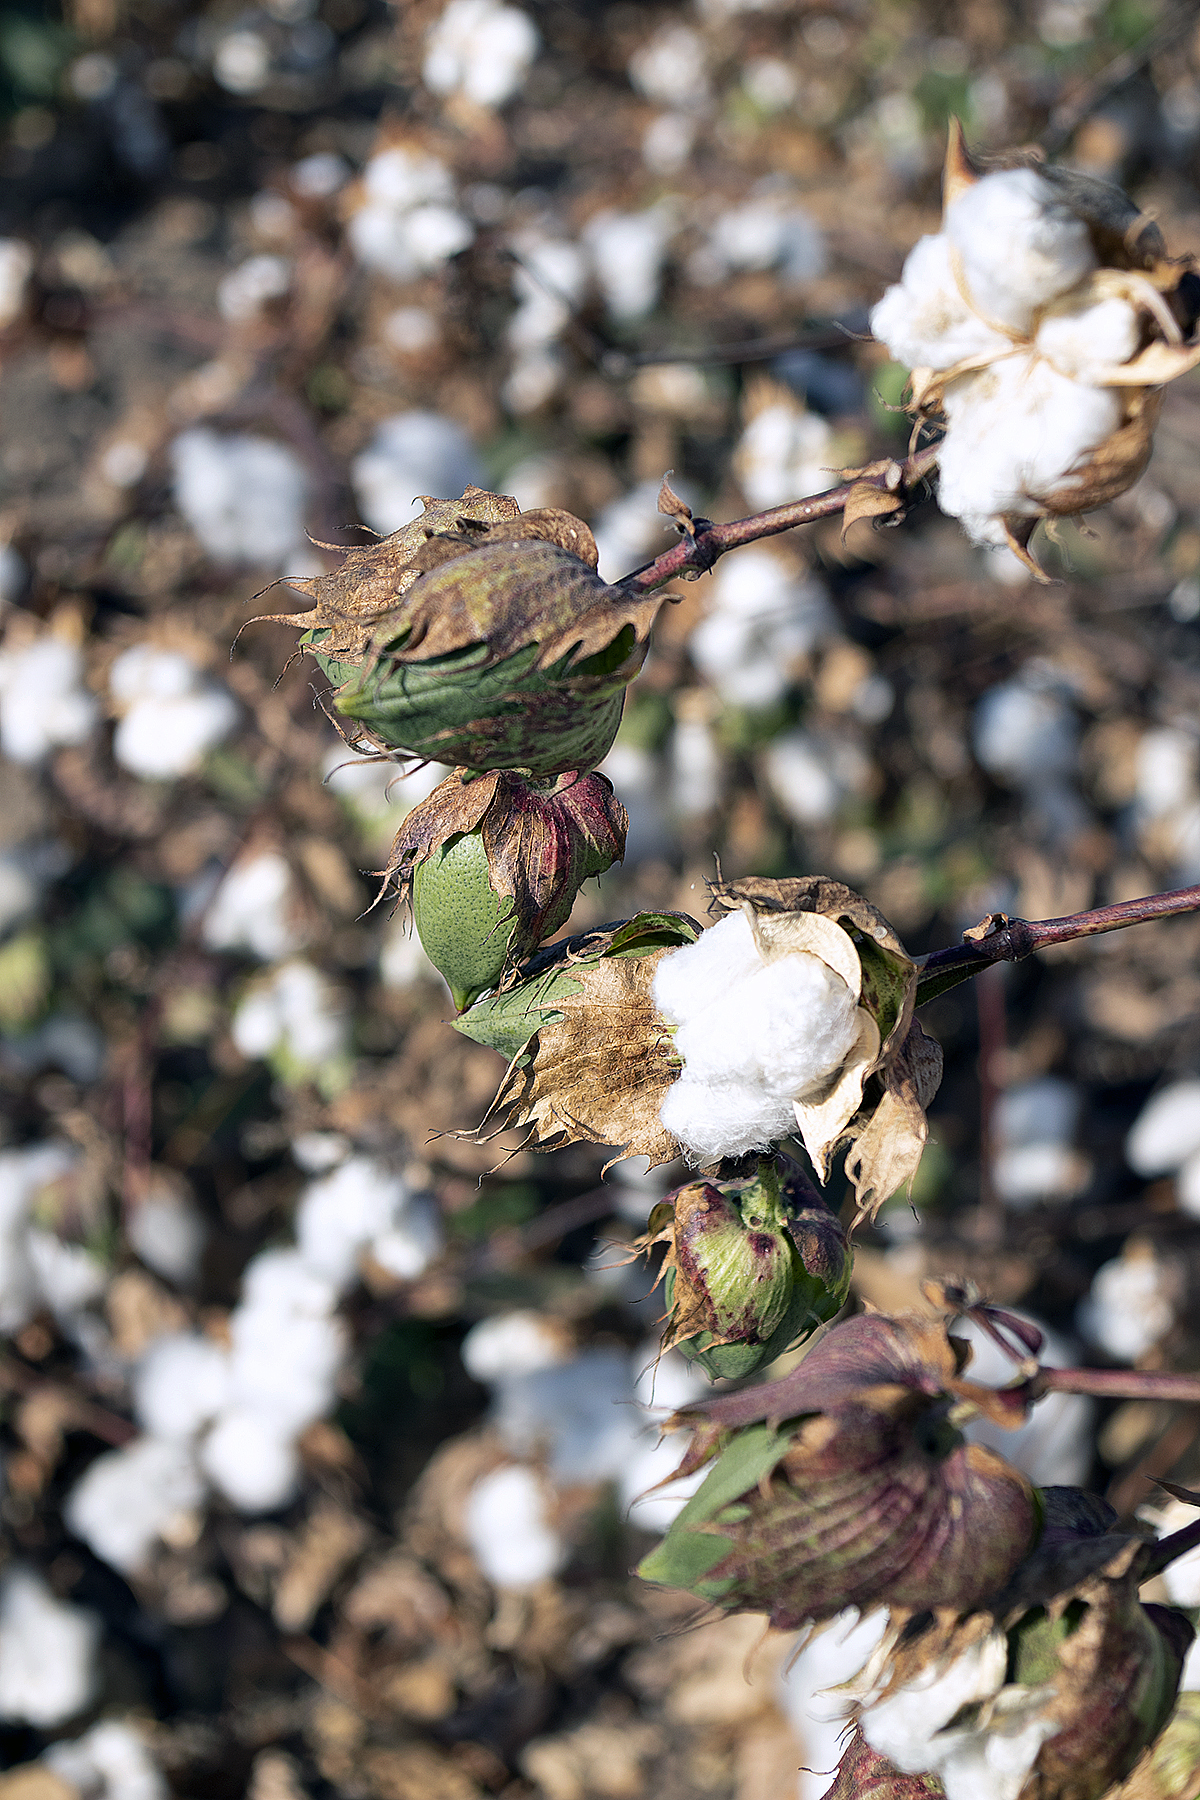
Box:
[411,832,517,1012]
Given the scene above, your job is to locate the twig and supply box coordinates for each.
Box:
[612,319,864,372]
[1035,1366,1200,1405]
[915,883,1200,1006]
[619,446,941,593]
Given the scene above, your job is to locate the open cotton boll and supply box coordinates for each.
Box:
[689,551,833,711]
[363,146,455,211]
[227,1302,344,1431]
[955,1314,1094,1485]
[660,1075,796,1164]
[110,647,239,780]
[494,1349,641,1484]
[945,168,1097,334]
[734,402,834,512]
[992,1076,1088,1206]
[462,1311,571,1384]
[171,429,309,569]
[239,1246,340,1321]
[0,238,33,330]
[1126,1078,1200,1176]
[25,1229,107,1321]
[708,199,826,286]
[351,412,483,537]
[973,674,1078,787]
[202,850,303,960]
[870,232,1012,372]
[582,205,674,323]
[627,23,708,107]
[231,960,349,1074]
[369,1198,443,1281]
[463,1464,565,1588]
[45,1720,166,1800]
[133,1334,230,1441]
[1035,291,1141,380]
[778,1609,890,1800]
[65,1436,205,1574]
[0,638,99,764]
[938,354,1122,543]
[423,0,539,109]
[506,232,587,350]
[672,954,860,1102]
[217,253,290,323]
[1077,1246,1176,1361]
[652,908,763,1027]
[126,1179,207,1287]
[762,727,870,827]
[0,1567,99,1727]
[200,1409,300,1513]
[1136,727,1198,819]
[295,1155,410,1289]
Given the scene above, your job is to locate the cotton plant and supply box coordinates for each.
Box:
[870,124,1200,571]
[170,427,310,570]
[0,633,99,765]
[422,0,539,111]
[0,1566,99,1728]
[345,137,474,282]
[199,848,307,961]
[688,547,835,710]
[733,386,837,512]
[108,644,239,781]
[231,958,352,1090]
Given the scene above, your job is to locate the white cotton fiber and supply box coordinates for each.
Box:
[672,953,858,1101]
[0,1567,99,1727]
[127,1180,207,1286]
[955,1314,1094,1486]
[689,550,834,711]
[66,1436,206,1574]
[133,1333,230,1441]
[45,1720,166,1800]
[652,908,762,1026]
[462,1311,569,1384]
[945,168,1096,333]
[25,1230,107,1320]
[1077,1250,1176,1362]
[295,1155,410,1288]
[0,638,99,765]
[778,1608,889,1800]
[582,206,673,322]
[493,1349,641,1483]
[231,960,349,1073]
[1035,293,1141,379]
[218,253,290,323]
[171,429,309,569]
[627,24,708,107]
[1126,1079,1200,1176]
[110,646,238,781]
[463,1464,565,1588]
[973,675,1078,787]
[239,1246,340,1321]
[762,728,868,826]
[1136,727,1197,819]
[201,1409,301,1513]
[351,412,483,536]
[734,402,834,512]
[363,147,455,211]
[659,1074,795,1163]
[202,850,302,961]
[870,232,1012,372]
[227,1305,344,1433]
[370,1200,443,1281]
[424,0,540,109]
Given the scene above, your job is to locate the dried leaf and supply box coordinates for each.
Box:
[745,903,863,1000]
[792,1008,881,1180]
[841,481,905,540]
[844,1021,944,1224]
[657,471,696,538]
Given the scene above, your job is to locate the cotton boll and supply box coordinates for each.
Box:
[1035,292,1141,380]
[660,1074,795,1164]
[642,111,696,176]
[25,1230,106,1321]
[113,686,239,780]
[628,24,708,107]
[734,402,834,512]
[109,646,194,705]
[239,1246,340,1321]
[133,1334,230,1441]
[673,954,859,1103]
[945,168,1096,333]
[973,675,1078,787]
[464,1464,565,1588]
[351,412,483,537]
[0,638,99,764]
[0,239,33,330]
[652,908,763,1027]
[126,1180,207,1286]
[423,0,539,108]
[0,1568,99,1727]
[202,850,303,960]
[1077,1247,1176,1361]
[954,1314,1094,1486]
[242,960,349,1073]
[1126,1079,1200,1176]
[778,1609,890,1800]
[363,147,455,211]
[45,1720,166,1800]
[462,1311,570,1384]
[295,1155,410,1289]
[370,1199,443,1281]
[762,728,869,827]
[227,1308,345,1433]
[708,200,826,286]
[171,429,308,569]
[690,551,834,711]
[582,205,674,323]
[502,345,566,414]
[506,232,587,351]
[218,253,290,322]
[1136,728,1198,819]
[494,1350,642,1483]
[201,1409,301,1513]
[291,151,349,198]
[992,1076,1088,1206]
[869,232,1012,372]
[668,716,722,820]
[66,1437,206,1574]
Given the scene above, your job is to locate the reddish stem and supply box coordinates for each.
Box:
[1035,1366,1200,1405]
[619,446,941,593]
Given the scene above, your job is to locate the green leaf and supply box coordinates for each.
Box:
[452,968,582,1059]
[853,932,912,1043]
[637,1422,790,1591]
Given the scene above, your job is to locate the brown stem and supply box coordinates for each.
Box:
[1035,1366,1200,1405]
[619,446,941,594]
[916,883,1200,1005]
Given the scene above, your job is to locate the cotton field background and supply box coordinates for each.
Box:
[3,0,1200,1796]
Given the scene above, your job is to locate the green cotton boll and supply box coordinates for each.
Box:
[411,832,518,1012]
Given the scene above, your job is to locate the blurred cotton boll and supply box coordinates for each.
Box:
[171,429,309,569]
[734,395,835,514]
[591,477,696,581]
[45,1720,166,1800]
[627,24,708,108]
[232,960,350,1080]
[423,0,539,109]
[0,1141,85,1333]
[351,413,483,536]
[347,146,473,281]
[461,1311,571,1384]
[762,727,870,828]
[1125,1078,1200,1177]
[0,637,99,765]
[295,1154,415,1288]
[973,672,1078,788]
[126,1175,207,1287]
[690,549,833,711]
[464,1464,565,1588]
[494,1349,642,1484]
[201,850,304,960]
[133,1334,231,1441]
[506,230,587,352]
[65,1437,206,1575]
[1077,1242,1178,1362]
[992,1076,1089,1207]
[217,253,291,322]
[953,1312,1094,1486]
[109,645,239,780]
[582,204,676,323]
[705,193,826,287]
[0,1568,99,1727]
[200,1411,301,1513]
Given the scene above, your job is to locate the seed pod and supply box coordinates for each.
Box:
[827,1735,941,1800]
[260,488,666,775]
[636,1161,851,1379]
[385,767,626,1010]
[638,1312,1039,1628]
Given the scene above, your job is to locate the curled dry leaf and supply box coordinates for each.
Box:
[258,487,667,774]
[381,767,626,1009]
[637,1312,1038,1630]
[711,876,943,1224]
